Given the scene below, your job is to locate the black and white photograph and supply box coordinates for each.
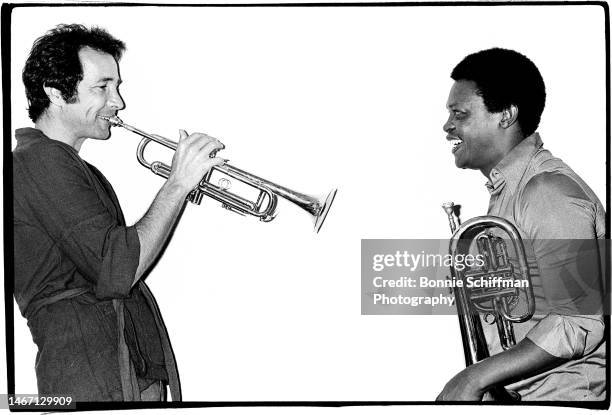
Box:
[2,1,608,412]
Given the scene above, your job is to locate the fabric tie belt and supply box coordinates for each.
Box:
[24,288,153,401]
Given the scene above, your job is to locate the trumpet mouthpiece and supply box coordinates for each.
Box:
[442,202,455,214]
[98,115,123,127]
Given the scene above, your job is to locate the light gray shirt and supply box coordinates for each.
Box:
[483,133,606,400]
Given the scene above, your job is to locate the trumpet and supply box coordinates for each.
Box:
[102,116,337,232]
[442,202,535,401]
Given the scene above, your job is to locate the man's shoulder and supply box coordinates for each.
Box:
[519,170,604,227]
[14,130,79,166]
[13,130,88,192]
[522,171,587,201]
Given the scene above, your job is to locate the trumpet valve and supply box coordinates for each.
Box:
[188,189,205,205]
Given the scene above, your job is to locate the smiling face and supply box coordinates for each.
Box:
[59,47,124,144]
[443,80,506,176]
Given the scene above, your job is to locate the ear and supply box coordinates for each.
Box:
[499,104,519,129]
[43,85,65,107]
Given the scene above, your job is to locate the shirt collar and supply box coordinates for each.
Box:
[485,133,543,194]
[15,127,47,143]
[15,127,79,155]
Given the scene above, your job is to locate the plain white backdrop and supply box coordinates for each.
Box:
[5,2,607,411]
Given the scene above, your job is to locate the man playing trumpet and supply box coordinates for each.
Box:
[13,24,225,401]
[438,48,606,401]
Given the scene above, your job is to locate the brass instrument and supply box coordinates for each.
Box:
[102,116,337,232]
[442,202,535,401]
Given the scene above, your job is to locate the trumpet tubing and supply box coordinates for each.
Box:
[102,115,337,232]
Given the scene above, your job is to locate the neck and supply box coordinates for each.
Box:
[480,165,495,179]
[479,129,525,179]
[35,113,86,152]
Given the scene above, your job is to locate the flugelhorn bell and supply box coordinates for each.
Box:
[101,115,337,232]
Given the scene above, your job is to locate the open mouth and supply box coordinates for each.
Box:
[448,137,463,153]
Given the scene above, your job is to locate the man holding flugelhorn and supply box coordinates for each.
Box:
[438,48,606,401]
[13,24,226,401]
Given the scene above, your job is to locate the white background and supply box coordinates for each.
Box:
[5,2,607,411]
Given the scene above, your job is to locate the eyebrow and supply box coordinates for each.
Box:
[447,102,468,110]
[96,77,122,85]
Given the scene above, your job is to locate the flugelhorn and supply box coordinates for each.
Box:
[442,202,535,401]
[102,115,337,232]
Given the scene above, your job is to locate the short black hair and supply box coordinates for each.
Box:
[22,24,126,122]
[451,48,546,137]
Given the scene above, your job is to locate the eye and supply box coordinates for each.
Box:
[453,110,466,120]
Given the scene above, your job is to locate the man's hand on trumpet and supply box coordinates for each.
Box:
[165,129,226,197]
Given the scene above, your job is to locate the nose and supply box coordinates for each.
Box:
[443,114,454,133]
[108,89,125,111]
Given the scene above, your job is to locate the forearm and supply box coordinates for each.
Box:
[133,179,191,285]
[438,337,568,401]
[130,130,225,285]
[473,338,566,391]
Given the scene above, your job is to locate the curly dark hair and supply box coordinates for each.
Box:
[451,48,546,137]
[22,24,126,122]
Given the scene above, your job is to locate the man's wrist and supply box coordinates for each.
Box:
[465,361,490,394]
[162,178,192,200]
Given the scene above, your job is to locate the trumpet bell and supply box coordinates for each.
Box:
[314,189,337,233]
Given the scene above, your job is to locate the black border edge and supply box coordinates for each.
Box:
[1,1,612,7]
[2,1,15,401]
[2,1,610,411]
[603,0,611,411]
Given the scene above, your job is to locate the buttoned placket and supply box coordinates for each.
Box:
[486,169,505,216]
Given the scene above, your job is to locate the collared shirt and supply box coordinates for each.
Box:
[482,133,606,400]
[13,128,177,401]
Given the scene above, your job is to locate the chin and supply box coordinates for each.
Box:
[453,157,466,169]
[453,154,475,170]
[89,135,110,141]
[91,128,111,140]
